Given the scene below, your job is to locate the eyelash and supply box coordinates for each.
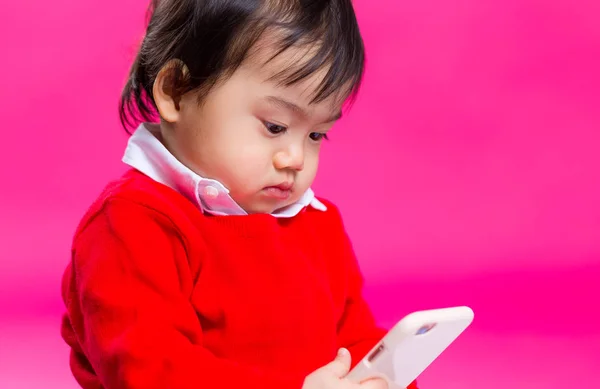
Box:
[309,132,329,142]
[263,121,329,142]
[264,122,287,135]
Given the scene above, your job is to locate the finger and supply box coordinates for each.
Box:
[360,377,389,389]
[323,348,352,378]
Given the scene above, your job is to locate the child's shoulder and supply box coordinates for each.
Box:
[306,197,347,231]
[91,168,190,212]
[312,197,344,218]
[74,169,195,238]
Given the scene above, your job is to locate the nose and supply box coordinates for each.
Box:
[273,143,304,171]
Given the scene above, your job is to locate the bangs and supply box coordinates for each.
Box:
[240,1,365,104]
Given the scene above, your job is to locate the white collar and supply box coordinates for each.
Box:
[122,123,327,218]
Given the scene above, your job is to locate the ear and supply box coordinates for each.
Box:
[152,60,189,123]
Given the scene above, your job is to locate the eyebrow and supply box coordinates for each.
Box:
[264,95,342,123]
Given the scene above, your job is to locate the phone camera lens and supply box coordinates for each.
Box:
[416,323,436,335]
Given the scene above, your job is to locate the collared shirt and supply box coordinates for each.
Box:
[122,123,327,218]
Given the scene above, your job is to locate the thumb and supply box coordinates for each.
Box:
[324,348,352,378]
[360,377,389,389]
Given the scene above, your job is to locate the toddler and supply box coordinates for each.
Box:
[60,1,418,389]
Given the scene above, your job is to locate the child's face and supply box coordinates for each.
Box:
[155,40,345,214]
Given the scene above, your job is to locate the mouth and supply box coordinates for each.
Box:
[263,182,294,200]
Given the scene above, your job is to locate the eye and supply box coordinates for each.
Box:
[309,132,329,142]
[264,121,287,135]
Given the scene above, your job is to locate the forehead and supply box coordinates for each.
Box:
[239,31,350,109]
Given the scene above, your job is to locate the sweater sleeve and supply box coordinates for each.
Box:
[331,207,419,389]
[62,198,304,389]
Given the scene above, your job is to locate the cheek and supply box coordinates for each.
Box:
[202,118,264,161]
[232,138,274,174]
[220,140,273,188]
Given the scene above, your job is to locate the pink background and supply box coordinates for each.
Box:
[1,0,599,388]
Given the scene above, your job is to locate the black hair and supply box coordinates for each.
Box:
[119,0,366,133]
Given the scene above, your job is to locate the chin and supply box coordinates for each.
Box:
[242,203,278,215]
[244,200,294,215]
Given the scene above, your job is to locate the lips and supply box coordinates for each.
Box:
[272,182,293,191]
[263,182,294,200]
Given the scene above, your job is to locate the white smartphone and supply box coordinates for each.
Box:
[346,306,474,389]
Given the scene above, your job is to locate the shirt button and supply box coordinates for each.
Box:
[203,185,219,199]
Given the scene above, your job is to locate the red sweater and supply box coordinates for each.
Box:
[61,170,418,389]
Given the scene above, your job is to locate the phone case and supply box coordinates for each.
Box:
[346,306,474,389]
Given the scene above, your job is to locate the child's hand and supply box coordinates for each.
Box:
[303,348,388,389]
